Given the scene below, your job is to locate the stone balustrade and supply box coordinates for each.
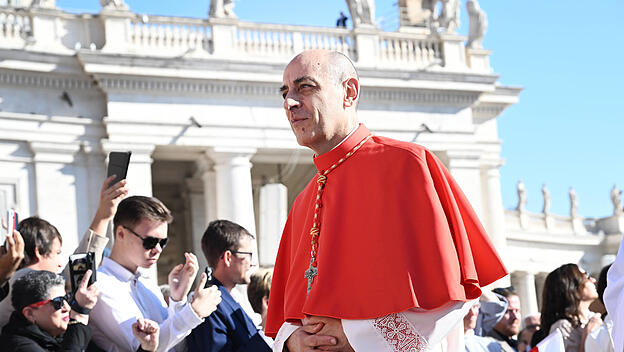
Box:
[0,8,32,47]
[128,15,212,54]
[0,6,486,71]
[378,31,442,68]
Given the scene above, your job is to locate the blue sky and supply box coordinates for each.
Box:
[57,0,624,219]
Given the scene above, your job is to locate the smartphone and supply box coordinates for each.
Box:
[204,266,213,288]
[3,210,18,246]
[106,151,132,188]
[69,252,96,293]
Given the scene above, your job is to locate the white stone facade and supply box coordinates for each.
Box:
[1,3,619,318]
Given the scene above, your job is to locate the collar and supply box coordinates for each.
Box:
[313,124,370,171]
[101,256,142,282]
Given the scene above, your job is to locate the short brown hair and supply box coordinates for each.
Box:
[201,220,253,269]
[247,267,273,314]
[17,217,62,267]
[113,196,173,235]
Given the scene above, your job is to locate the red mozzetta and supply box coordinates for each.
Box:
[265,124,508,337]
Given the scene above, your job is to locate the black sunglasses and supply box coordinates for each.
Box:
[122,225,168,250]
[28,293,70,311]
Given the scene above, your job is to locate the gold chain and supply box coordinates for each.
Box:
[307,134,372,283]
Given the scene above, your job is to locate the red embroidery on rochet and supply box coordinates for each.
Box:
[372,313,428,352]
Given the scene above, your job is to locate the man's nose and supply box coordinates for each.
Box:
[284,94,300,111]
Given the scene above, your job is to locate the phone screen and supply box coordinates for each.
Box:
[69,252,96,293]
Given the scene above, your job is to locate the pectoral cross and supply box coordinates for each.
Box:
[304,258,318,295]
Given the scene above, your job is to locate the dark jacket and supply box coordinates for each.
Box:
[186,278,271,352]
[0,311,92,352]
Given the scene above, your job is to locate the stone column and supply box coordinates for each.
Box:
[480,163,506,254]
[101,142,156,197]
[29,141,81,261]
[447,151,483,219]
[207,147,259,322]
[207,147,258,251]
[185,176,208,275]
[258,183,288,267]
[511,271,539,318]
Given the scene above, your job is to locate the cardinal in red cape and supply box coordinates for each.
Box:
[267,49,508,352]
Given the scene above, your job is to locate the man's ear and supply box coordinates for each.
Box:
[33,247,44,263]
[222,250,232,268]
[343,77,359,108]
[262,295,269,310]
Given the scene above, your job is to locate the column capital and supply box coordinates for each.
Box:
[28,141,81,163]
[207,147,257,166]
[101,140,155,164]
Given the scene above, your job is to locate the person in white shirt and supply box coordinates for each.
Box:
[89,195,221,352]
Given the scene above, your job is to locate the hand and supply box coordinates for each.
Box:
[132,318,160,352]
[285,322,338,352]
[90,175,129,236]
[0,230,24,285]
[190,272,222,318]
[584,313,603,335]
[168,252,199,302]
[301,316,354,352]
[74,270,99,310]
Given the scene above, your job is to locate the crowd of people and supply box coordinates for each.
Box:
[0,49,623,352]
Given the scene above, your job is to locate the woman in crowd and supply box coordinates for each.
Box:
[0,269,98,351]
[532,263,603,352]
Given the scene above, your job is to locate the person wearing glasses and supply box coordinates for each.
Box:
[0,175,129,329]
[186,220,271,352]
[0,269,98,351]
[89,195,222,352]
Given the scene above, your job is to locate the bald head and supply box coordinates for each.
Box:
[288,50,359,86]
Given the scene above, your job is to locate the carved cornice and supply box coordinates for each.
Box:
[0,70,95,90]
[362,89,479,106]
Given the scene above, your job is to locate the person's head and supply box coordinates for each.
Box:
[463,301,481,333]
[281,50,360,155]
[17,217,63,273]
[492,287,521,337]
[201,220,255,290]
[112,196,173,272]
[517,328,535,352]
[12,270,70,337]
[248,267,273,326]
[540,263,598,331]
[523,313,540,331]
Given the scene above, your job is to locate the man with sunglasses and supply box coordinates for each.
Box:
[90,196,222,352]
[186,219,271,352]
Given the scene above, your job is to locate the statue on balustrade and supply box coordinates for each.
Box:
[435,0,460,33]
[398,0,435,27]
[569,187,578,218]
[29,0,56,8]
[516,180,527,212]
[466,0,487,49]
[346,0,375,27]
[210,0,236,19]
[611,184,623,216]
[99,0,129,11]
[542,184,551,215]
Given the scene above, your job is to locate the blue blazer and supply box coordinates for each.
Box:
[186,278,271,352]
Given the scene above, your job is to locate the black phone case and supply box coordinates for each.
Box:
[69,252,96,293]
[106,151,132,187]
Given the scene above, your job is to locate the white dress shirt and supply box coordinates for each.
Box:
[273,300,471,352]
[90,257,203,352]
